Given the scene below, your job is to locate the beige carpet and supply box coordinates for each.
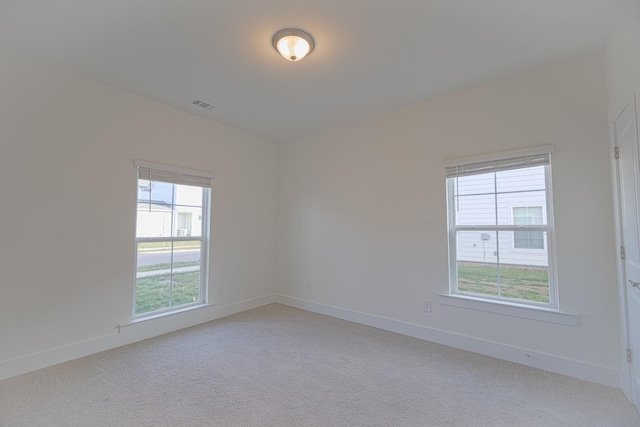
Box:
[0,304,638,426]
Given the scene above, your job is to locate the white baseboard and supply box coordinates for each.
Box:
[0,294,276,381]
[276,294,620,388]
[621,370,633,402]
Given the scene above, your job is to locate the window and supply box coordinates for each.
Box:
[134,160,212,317]
[445,148,557,307]
[513,206,544,249]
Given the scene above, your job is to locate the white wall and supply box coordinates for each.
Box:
[605,0,640,117]
[603,0,640,399]
[277,52,620,384]
[0,49,277,377]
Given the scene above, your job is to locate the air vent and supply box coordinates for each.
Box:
[192,99,215,110]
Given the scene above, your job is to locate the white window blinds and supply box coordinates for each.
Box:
[445,152,550,178]
[135,160,213,188]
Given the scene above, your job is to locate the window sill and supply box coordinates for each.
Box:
[118,303,212,331]
[438,294,577,326]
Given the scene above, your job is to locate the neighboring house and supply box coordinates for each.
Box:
[137,181,203,239]
[455,166,548,267]
[136,202,173,238]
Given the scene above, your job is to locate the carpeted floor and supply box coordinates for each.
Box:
[0,303,638,426]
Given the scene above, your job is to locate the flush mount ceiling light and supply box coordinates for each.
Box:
[272,28,315,62]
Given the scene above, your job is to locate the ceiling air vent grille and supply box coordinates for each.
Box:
[192,99,215,110]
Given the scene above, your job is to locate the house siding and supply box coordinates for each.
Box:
[454,166,549,267]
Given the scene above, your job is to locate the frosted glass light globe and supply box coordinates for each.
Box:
[273,29,315,62]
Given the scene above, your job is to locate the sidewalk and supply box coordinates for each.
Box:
[136,265,200,279]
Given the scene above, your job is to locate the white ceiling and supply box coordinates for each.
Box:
[0,0,620,142]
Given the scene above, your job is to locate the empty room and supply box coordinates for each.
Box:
[2,0,640,425]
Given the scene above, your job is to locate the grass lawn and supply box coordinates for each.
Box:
[457,262,549,303]
[135,270,201,315]
[137,261,199,272]
[134,261,549,314]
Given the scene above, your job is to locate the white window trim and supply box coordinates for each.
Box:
[438,294,576,326]
[445,146,560,310]
[119,303,213,331]
[132,160,213,320]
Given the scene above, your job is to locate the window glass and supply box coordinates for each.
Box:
[447,152,555,306]
[513,206,544,249]
[134,164,210,317]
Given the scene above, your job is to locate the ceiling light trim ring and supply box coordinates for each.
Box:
[272,28,315,62]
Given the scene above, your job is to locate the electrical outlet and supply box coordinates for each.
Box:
[218,286,225,296]
[306,281,312,291]
[423,300,432,313]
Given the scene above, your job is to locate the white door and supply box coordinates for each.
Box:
[615,95,640,409]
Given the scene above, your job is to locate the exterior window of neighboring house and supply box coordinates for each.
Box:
[133,160,212,317]
[445,148,557,307]
[513,206,544,249]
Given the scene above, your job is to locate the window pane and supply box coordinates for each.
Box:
[495,166,546,193]
[174,184,203,208]
[455,194,497,226]
[171,271,201,306]
[174,185,203,238]
[456,230,499,298]
[514,230,544,249]
[136,274,171,315]
[135,241,202,315]
[512,206,545,249]
[456,230,498,264]
[137,243,172,273]
[141,180,175,205]
[495,193,546,226]
[136,244,172,314]
[172,241,201,268]
[455,172,495,196]
[168,242,201,308]
[455,231,550,303]
[497,231,549,303]
[173,207,203,238]
[513,206,543,225]
[457,261,499,298]
[136,204,174,238]
[498,266,549,303]
[498,231,549,266]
